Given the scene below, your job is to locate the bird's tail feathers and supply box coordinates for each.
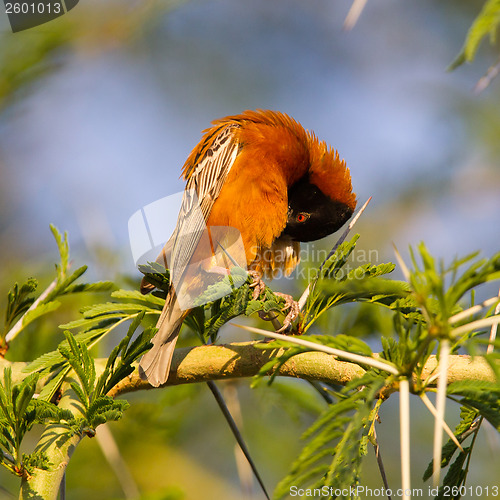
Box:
[139,292,186,387]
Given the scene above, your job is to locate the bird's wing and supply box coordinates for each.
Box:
[169,123,241,285]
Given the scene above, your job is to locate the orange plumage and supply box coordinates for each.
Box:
[139,110,356,386]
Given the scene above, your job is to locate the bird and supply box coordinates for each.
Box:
[139,110,357,387]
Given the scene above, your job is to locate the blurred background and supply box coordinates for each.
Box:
[0,0,499,498]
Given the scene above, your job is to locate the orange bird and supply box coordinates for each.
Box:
[139,110,356,386]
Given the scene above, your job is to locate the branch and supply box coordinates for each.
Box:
[19,392,84,500]
[102,342,497,397]
[0,344,495,399]
[5,277,58,344]
[0,342,496,500]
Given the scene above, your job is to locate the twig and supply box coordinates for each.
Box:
[472,288,500,467]
[101,346,496,397]
[207,381,270,500]
[95,424,140,499]
[223,383,254,499]
[308,380,335,404]
[487,287,500,355]
[448,296,500,325]
[343,0,368,30]
[392,245,411,282]
[233,323,400,375]
[451,315,500,338]
[420,393,463,452]
[5,278,58,344]
[372,425,392,500]
[474,56,500,94]
[399,378,411,499]
[433,339,450,487]
[298,197,372,310]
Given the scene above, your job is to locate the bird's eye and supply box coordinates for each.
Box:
[296,213,309,223]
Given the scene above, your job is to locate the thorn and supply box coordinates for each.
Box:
[420,393,463,452]
[487,287,500,355]
[298,197,372,310]
[232,323,400,375]
[433,339,450,487]
[399,378,411,498]
[343,0,369,30]
[392,244,411,282]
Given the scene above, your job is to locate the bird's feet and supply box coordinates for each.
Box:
[274,292,300,332]
[248,270,266,300]
[248,271,300,332]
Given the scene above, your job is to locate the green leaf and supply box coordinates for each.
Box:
[79,302,160,319]
[50,224,69,282]
[320,234,360,279]
[37,368,70,402]
[70,382,88,410]
[59,331,96,401]
[423,406,478,482]
[111,289,165,307]
[19,301,61,331]
[87,396,129,428]
[449,0,500,70]
[447,380,500,430]
[192,267,248,307]
[23,350,67,375]
[0,367,73,476]
[60,315,124,331]
[61,281,116,295]
[46,265,88,301]
[50,224,69,283]
[13,373,39,421]
[274,377,385,499]
[2,279,37,336]
[138,261,171,292]
[95,311,154,397]
[21,452,52,475]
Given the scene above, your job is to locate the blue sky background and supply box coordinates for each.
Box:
[0,2,499,497]
[1,0,498,284]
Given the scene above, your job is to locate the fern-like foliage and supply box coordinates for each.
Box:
[1,225,499,499]
[450,0,500,70]
[256,240,499,499]
[300,236,407,334]
[423,406,479,492]
[184,274,299,343]
[274,373,386,499]
[1,225,114,351]
[40,318,153,436]
[0,368,74,477]
[0,225,158,486]
[138,261,171,296]
[2,279,37,338]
